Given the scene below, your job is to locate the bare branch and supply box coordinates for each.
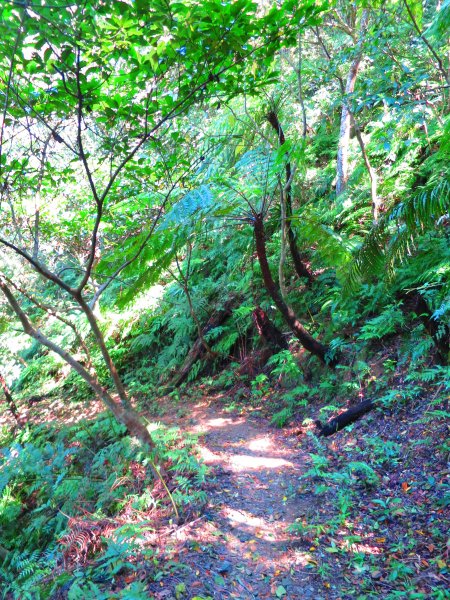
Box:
[4,275,93,370]
[0,236,74,294]
[402,0,449,84]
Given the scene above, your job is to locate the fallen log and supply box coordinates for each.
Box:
[315,398,375,436]
[168,297,238,388]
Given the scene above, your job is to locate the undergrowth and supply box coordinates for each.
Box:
[0,414,206,598]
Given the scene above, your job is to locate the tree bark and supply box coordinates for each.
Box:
[253,214,333,364]
[266,110,313,283]
[77,296,132,409]
[351,115,380,222]
[252,306,289,351]
[0,372,21,425]
[315,398,375,436]
[336,10,369,196]
[169,297,237,388]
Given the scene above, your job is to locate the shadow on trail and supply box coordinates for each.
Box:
[147,399,334,600]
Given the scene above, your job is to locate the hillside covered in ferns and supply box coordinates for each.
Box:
[0,0,449,598]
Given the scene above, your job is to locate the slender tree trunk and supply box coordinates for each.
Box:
[171,246,217,359]
[266,111,314,283]
[77,296,131,409]
[0,280,163,478]
[0,372,21,425]
[351,115,380,221]
[336,10,369,196]
[297,32,308,139]
[253,214,332,364]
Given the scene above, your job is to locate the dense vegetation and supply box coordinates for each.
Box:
[0,0,448,597]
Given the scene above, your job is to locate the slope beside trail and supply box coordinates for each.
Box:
[148,398,339,600]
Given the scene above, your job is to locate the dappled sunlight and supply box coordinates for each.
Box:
[229,453,295,471]
[205,416,243,428]
[247,435,273,452]
[335,530,384,555]
[197,445,223,463]
[181,405,302,468]
[343,541,383,555]
[189,414,246,434]
[221,506,286,541]
[21,397,105,428]
[293,549,316,567]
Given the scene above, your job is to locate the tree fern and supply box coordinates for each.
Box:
[344,177,450,290]
[159,185,214,230]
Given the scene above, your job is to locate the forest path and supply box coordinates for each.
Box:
[149,398,332,600]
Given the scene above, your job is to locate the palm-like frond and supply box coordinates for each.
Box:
[345,177,450,291]
[159,185,214,230]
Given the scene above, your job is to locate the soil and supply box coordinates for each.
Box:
[6,379,448,599]
[146,398,337,599]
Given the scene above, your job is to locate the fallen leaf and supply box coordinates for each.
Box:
[370,570,382,579]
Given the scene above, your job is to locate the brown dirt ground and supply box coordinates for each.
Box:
[146,397,339,600]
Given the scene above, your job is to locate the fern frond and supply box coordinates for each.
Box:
[391,178,450,233]
[160,185,214,229]
[341,225,386,292]
[343,176,450,291]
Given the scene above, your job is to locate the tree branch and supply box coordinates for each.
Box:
[402,0,449,84]
[0,236,73,294]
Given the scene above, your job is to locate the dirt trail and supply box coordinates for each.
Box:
[149,400,331,600]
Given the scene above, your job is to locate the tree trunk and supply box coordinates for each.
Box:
[336,10,369,196]
[253,214,333,364]
[169,297,238,388]
[351,115,380,222]
[0,372,21,425]
[266,111,313,282]
[171,246,217,359]
[252,306,289,351]
[0,279,164,479]
[78,296,132,409]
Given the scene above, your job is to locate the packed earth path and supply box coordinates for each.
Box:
[148,397,338,600]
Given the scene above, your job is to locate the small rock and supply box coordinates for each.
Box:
[217,560,232,574]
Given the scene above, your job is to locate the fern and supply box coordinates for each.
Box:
[357,304,404,340]
[346,177,450,290]
[347,461,379,487]
[159,185,214,230]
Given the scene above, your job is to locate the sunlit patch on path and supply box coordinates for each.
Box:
[148,398,331,599]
